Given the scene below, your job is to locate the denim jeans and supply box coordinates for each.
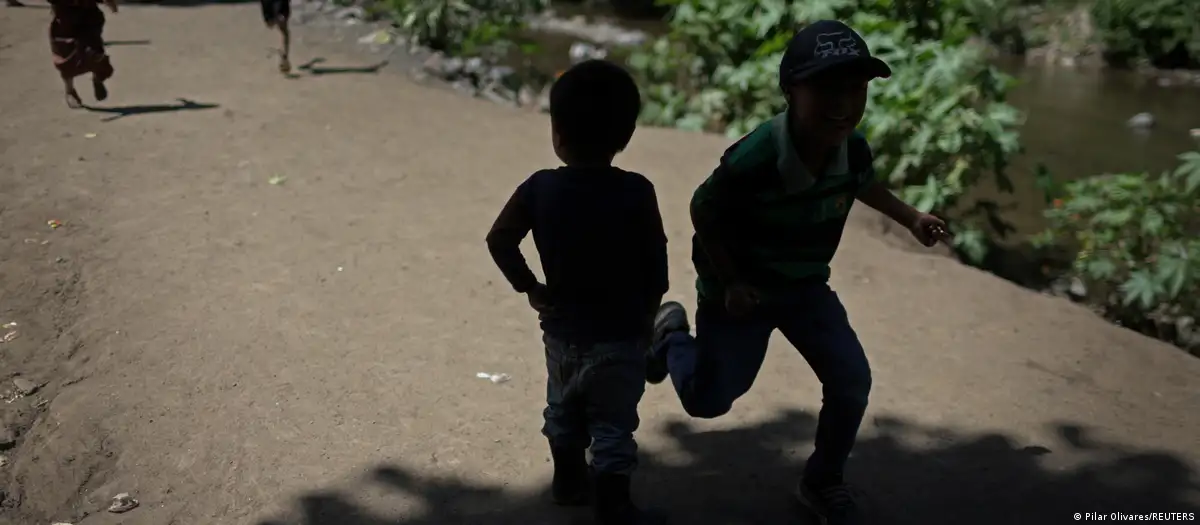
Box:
[542,334,648,475]
[652,281,872,484]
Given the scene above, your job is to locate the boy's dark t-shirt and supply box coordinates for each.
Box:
[490,166,669,342]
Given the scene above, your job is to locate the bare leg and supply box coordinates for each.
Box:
[63,77,82,109]
[278,18,291,73]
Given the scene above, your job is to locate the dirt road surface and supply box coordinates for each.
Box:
[2,3,1198,525]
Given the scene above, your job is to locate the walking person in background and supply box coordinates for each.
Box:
[50,0,117,108]
[486,59,669,525]
[260,0,291,73]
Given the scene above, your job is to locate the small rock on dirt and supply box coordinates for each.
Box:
[568,42,607,64]
[0,427,16,450]
[12,378,39,396]
[0,455,9,468]
[108,492,139,513]
[334,6,363,20]
[1067,278,1088,300]
[1126,112,1155,129]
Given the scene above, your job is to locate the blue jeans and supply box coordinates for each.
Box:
[653,281,872,484]
[542,334,648,475]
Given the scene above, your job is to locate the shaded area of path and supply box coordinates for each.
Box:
[260,411,1200,525]
[1,3,1198,525]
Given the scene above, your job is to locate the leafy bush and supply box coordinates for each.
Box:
[626,0,1024,262]
[384,0,548,59]
[1036,151,1200,335]
[1091,0,1200,68]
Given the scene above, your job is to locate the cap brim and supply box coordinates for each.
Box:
[788,56,892,83]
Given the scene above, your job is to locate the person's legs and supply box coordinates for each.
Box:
[277,15,291,73]
[775,282,871,524]
[582,338,660,524]
[63,75,82,109]
[650,299,774,418]
[541,334,591,506]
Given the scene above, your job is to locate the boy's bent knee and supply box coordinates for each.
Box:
[826,363,871,407]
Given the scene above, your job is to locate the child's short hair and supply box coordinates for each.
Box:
[549,60,641,162]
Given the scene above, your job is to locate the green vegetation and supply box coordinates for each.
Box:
[382,0,547,59]
[1091,0,1200,68]
[1035,152,1200,345]
[626,0,1024,263]
[358,0,1199,352]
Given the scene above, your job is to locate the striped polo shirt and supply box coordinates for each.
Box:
[690,112,876,300]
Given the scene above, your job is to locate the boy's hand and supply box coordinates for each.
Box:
[910,213,954,247]
[526,283,553,313]
[724,283,761,318]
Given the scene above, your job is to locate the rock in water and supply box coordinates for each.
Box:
[1127,112,1155,129]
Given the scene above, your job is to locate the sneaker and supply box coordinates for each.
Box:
[795,479,863,525]
[647,302,688,384]
[92,79,108,102]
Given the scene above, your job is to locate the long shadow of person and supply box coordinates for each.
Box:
[82,98,219,122]
[260,410,1200,525]
[291,57,389,77]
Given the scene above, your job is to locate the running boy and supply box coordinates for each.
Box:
[49,0,118,108]
[486,59,668,525]
[646,20,952,525]
[260,0,291,73]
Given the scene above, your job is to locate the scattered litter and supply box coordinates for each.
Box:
[1,322,15,329]
[12,378,38,396]
[84,133,97,138]
[1,331,17,343]
[268,175,287,185]
[33,397,49,409]
[47,220,63,229]
[23,238,49,245]
[55,256,67,264]
[107,493,138,513]
[0,455,8,468]
[336,266,344,272]
[476,372,511,384]
[358,29,393,45]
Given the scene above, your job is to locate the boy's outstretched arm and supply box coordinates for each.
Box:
[857,181,953,246]
[485,185,539,293]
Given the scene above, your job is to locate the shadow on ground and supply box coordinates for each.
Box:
[83,98,219,122]
[104,39,152,46]
[291,57,389,77]
[259,410,1200,525]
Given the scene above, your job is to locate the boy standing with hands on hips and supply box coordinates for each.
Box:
[487,60,668,524]
[647,20,953,525]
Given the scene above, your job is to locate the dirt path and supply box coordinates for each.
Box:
[2,4,1198,525]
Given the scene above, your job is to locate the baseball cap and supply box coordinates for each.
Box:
[779,20,892,88]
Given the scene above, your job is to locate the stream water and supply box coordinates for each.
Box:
[528,4,1200,238]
